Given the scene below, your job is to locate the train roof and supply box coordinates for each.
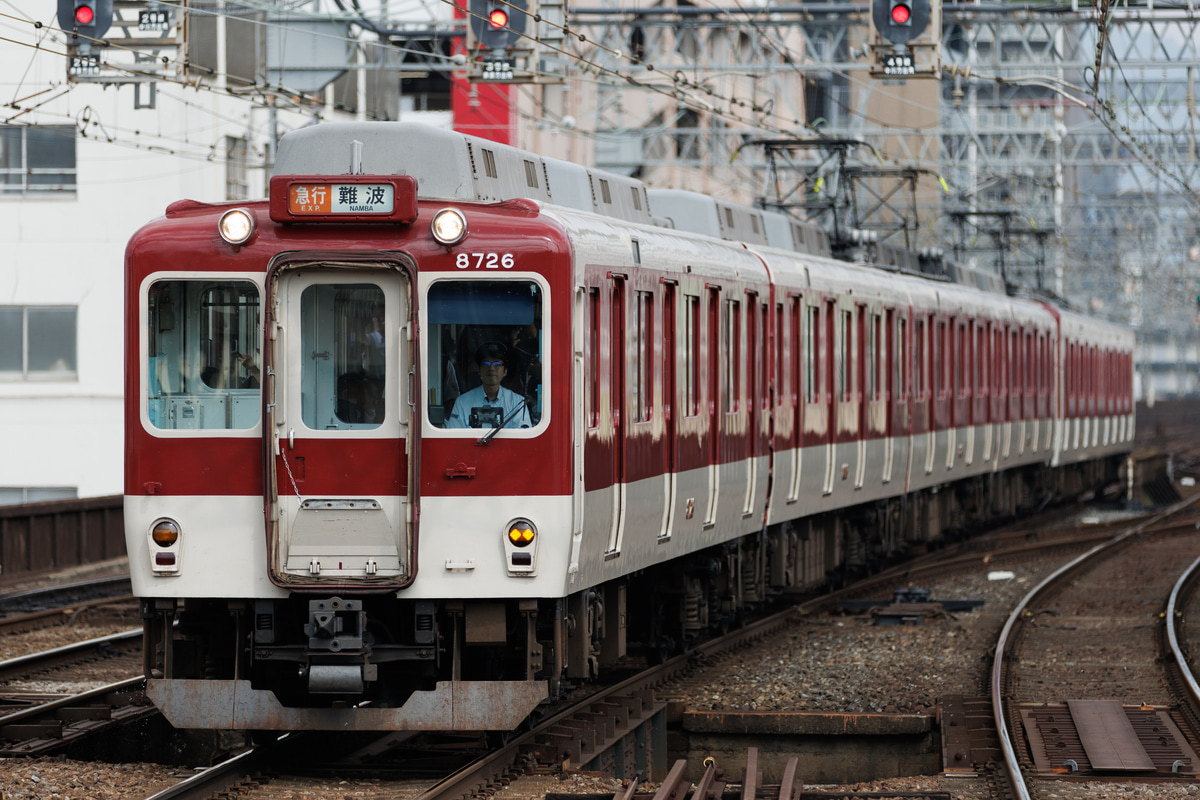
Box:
[273,121,654,226]
[272,122,1008,298]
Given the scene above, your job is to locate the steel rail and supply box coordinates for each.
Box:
[1166,552,1200,705]
[0,675,144,727]
[414,602,800,800]
[0,628,141,683]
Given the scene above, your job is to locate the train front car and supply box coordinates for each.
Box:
[124,124,572,731]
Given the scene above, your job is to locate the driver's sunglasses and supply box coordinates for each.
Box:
[480,360,504,368]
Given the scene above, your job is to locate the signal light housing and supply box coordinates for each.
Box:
[872,0,930,44]
[57,0,113,41]
[467,0,527,53]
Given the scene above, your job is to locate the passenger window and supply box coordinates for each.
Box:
[146,280,260,430]
[299,284,385,431]
[427,280,543,430]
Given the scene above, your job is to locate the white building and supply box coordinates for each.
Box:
[1,0,816,504]
[0,0,456,503]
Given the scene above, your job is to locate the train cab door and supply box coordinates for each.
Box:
[265,258,415,587]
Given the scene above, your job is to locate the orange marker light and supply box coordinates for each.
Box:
[507,522,536,547]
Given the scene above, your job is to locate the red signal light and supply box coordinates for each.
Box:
[487,7,508,28]
[75,3,95,24]
[889,2,911,24]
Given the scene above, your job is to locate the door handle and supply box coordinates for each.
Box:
[288,427,295,449]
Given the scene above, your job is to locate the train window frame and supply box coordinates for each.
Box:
[724,298,741,414]
[139,273,263,435]
[804,303,819,405]
[422,274,549,436]
[838,308,853,404]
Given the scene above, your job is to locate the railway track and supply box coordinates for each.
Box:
[2,489,1195,799]
[990,491,1200,799]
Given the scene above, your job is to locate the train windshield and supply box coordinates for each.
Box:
[145,280,261,430]
[426,280,543,430]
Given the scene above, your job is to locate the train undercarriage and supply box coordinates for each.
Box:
[141,455,1125,732]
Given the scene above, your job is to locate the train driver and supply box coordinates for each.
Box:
[445,341,531,429]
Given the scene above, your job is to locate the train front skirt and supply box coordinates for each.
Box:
[146,678,548,731]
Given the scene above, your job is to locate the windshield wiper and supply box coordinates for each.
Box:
[476,401,530,445]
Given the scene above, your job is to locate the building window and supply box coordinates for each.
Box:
[225,136,249,201]
[0,487,78,506]
[0,125,77,195]
[0,306,77,379]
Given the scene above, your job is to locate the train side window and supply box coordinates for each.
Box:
[973,323,982,398]
[838,309,852,403]
[935,320,947,400]
[145,280,260,431]
[896,315,907,402]
[804,304,819,404]
[634,291,653,423]
[914,317,925,401]
[776,302,786,408]
[1009,330,1019,397]
[685,294,700,417]
[724,299,741,413]
[426,279,543,431]
[789,298,802,408]
[587,288,600,429]
[299,284,386,431]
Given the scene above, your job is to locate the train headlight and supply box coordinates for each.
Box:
[218,208,256,246]
[430,208,467,245]
[503,518,538,576]
[152,520,180,546]
[148,518,182,575]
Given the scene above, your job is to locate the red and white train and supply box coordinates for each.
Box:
[124,122,1134,732]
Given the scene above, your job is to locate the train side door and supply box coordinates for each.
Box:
[606,276,627,554]
[821,299,837,495]
[266,261,414,586]
[660,282,678,540]
[950,318,970,469]
[852,304,866,489]
[912,315,932,476]
[971,322,986,463]
[886,309,907,486]
[703,287,721,526]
